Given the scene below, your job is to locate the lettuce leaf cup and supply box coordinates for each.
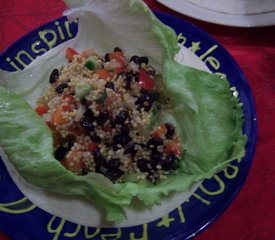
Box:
[0,0,246,223]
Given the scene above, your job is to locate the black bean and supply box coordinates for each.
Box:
[105,81,115,90]
[113,134,122,144]
[150,159,159,169]
[104,53,110,62]
[161,153,176,171]
[137,158,151,172]
[83,108,94,118]
[151,91,159,101]
[151,150,163,161]
[165,123,175,139]
[113,134,132,146]
[121,125,130,135]
[122,134,132,146]
[140,89,158,102]
[147,137,164,149]
[133,73,140,82]
[95,157,107,168]
[117,72,126,78]
[124,142,142,154]
[81,168,89,176]
[130,55,140,64]
[80,117,95,131]
[140,56,149,64]
[108,115,116,128]
[105,169,124,181]
[126,74,134,82]
[113,144,122,151]
[95,165,102,173]
[106,158,121,169]
[150,150,162,169]
[81,98,89,106]
[97,110,109,126]
[171,163,180,170]
[124,143,136,154]
[124,78,132,90]
[90,133,101,143]
[136,90,155,111]
[115,110,130,125]
[54,146,68,161]
[67,139,75,150]
[49,69,59,84]
[147,69,156,76]
[93,147,106,169]
[114,47,122,52]
[93,147,101,160]
[55,83,69,94]
[124,73,135,90]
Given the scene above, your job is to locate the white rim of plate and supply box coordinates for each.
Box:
[157,0,275,27]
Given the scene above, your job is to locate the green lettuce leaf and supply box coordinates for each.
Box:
[0,85,132,222]
[0,0,246,222]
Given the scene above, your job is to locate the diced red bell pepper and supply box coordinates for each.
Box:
[102,125,112,133]
[105,95,118,106]
[81,49,100,58]
[80,51,89,58]
[110,52,126,73]
[62,94,74,111]
[138,68,155,90]
[113,59,126,73]
[66,47,78,61]
[153,124,167,138]
[110,51,124,58]
[52,108,66,125]
[46,122,56,131]
[61,149,84,175]
[88,142,99,153]
[52,95,74,125]
[164,140,182,156]
[35,105,49,116]
[94,69,112,80]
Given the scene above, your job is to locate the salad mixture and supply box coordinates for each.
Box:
[36,47,182,183]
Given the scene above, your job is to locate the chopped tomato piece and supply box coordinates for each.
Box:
[62,94,74,111]
[46,122,56,131]
[105,95,118,106]
[88,143,99,153]
[138,68,155,90]
[52,95,74,125]
[164,140,182,156]
[61,149,84,175]
[94,69,112,80]
[110,51,124,59]
[113,59,126,73]
[153,125,167,138]
[109,52,126,73]
[68,125,87,137]
[81,49,100,58]
[52,107,66,125]
[80,51,89,58]
[102,125,112,133]
[35,106,49,116]
[96,103,103,112]
[66,47,78,61]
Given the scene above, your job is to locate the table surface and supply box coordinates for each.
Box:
[0,0,274,240]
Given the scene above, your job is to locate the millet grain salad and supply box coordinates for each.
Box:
[36,47,182,183]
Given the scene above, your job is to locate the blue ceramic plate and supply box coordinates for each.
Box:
[0,11,257,240]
